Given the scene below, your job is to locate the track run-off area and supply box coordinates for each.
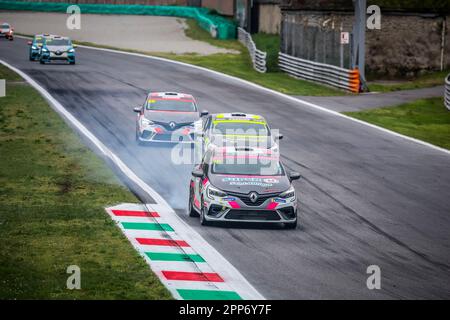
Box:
[1,38,450,299]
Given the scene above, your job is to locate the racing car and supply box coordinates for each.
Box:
[197,113,282,152]
[39,35,76,65]
[188,146,300,228]
[28,34,51,61]
[0,23,14,41]
[134,92,208,144]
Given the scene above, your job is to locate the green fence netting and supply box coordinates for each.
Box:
[0,1,236,39]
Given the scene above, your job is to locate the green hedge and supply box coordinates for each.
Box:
[0,0,237,39]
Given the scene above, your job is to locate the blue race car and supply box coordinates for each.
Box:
[28,34,50,61]
[40,35,76,65]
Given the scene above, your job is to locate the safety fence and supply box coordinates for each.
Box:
[278,52,360,93]
[445,74,450,111]
[0,0,236,39]
[237,27,267,73]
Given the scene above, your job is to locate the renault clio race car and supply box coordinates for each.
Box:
[188,147,300,228]
[0,23,14,41]
[134,92,208,144]
[28,34,51,61]
[197,113,282,152]
[40,35,76,65]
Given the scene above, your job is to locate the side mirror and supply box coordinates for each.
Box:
[200,110,209,117]
[191,168,204,178]
[27,41,32,45]
[289,172,301,181]
[133,107,141,113]
[276,133,283,140]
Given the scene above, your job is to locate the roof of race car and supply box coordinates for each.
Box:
[212,113,266,123]
[148,92,195,101]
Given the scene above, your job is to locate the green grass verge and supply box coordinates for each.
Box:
[344,97,450,150]
[0,64,172,299]
[368,69,450,93]
[252,33,281,72]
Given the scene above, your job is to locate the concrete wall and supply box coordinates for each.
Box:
[366,14,450,77]
[281,10,450,77]
[201,0,234,16]
[258,3,282,34]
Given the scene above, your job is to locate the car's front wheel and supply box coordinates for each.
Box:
[188,186,199,217]
[199,197,210,226]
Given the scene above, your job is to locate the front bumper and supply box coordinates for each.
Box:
[138,127,196,144]
[203,194,297,223]
[41,52,75,63]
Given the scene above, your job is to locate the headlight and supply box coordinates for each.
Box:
[68,48,75,53]
[141,118,154,126]
[279,186,295,199]
[207,186,227,199]
[31,46,37,50]
[42,48,48,52]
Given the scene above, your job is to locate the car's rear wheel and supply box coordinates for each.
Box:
[188,186,199,217]
[284,219,297,229]
[39,60,45,64]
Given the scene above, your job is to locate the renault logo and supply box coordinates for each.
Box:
[169,122,176,129]
[249,192,258,203]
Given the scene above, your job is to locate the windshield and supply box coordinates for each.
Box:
[34,37,44,44]
[211,156,284,176]
[46,39,71,46]
[146,99,197,112]
[1,24,10,29]
[213,121,269,136]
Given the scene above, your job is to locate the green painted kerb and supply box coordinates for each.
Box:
[177,289,242,300]
[145,252,205,262]
[121,222,174,231]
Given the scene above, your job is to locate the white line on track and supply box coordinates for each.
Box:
[0,58,264,300]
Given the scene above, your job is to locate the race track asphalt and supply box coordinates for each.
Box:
[1,38,450,299]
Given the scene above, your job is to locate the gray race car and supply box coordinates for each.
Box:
[188,146,300,228]
[134,92,208,144]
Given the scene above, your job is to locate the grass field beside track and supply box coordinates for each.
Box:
[0,65,172,299]
[344,97,450,150]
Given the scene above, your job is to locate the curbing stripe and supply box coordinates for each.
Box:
[162,271,224,282]
[136,238,190,247]
[122,222,174,231]
[177,289,242,300]
[106,203,258,299]
[145,252,205,262]
[112,209,160,217]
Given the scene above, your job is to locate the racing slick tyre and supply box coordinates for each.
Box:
[39,60,45,64]
[284,219,297,229]
[70,60,76,65]
[199,197,211,226]
[188,187,199,217]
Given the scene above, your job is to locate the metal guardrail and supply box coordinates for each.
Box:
[445,74,450,111]
[238,27,267,73]
[278,52,360,93]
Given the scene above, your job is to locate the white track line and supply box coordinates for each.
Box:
[0,58,264,300]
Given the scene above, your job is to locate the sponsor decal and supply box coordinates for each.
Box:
[222,177,279,187]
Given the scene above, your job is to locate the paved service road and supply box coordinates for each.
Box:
[0,11,235,55]
[1,38,450,299]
